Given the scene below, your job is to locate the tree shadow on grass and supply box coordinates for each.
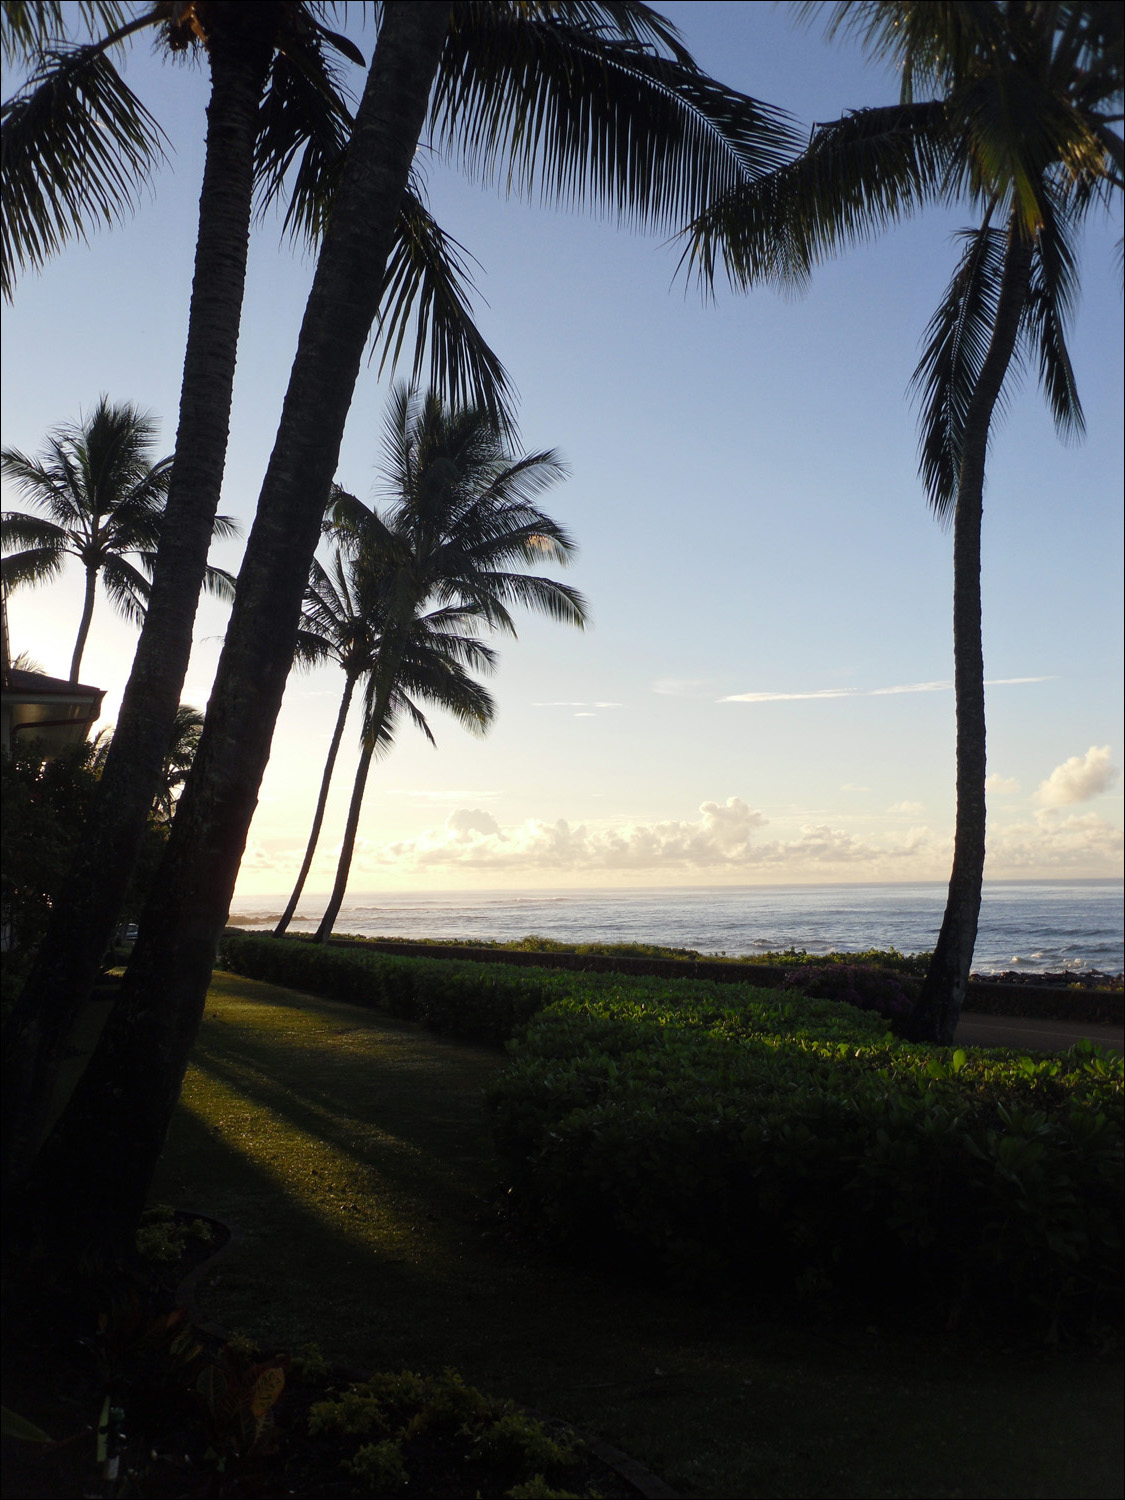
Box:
[186,1010,500,1229]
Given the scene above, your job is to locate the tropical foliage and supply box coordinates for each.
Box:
[305,384,587,943]
[276,532,498,937]
[1,398,235,681]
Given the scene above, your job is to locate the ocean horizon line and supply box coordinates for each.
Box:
[231,875,1124,905]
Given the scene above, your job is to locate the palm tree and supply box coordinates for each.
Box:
[272,546,390,936]
[310,385,586,943]
[0,0,525,1191]
[1,398,236,681]
[0,2,514,1189]
[15,2,798,1258]
[684,0,1122,1043]
[153,702,206,824]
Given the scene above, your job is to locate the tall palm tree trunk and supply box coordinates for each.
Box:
[69,563,99,681]
[908,221,1034,1045]
[275,674,358,935]
[14,4,452,1263]
[1,13,274,1191]
[313,734,380,943]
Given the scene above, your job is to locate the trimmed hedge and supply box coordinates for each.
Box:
[216,932,887,1047]
[487,993,1123,1325]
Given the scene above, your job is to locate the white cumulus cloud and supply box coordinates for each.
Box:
[988,813,1124,872]
[888,801,925,814]
[985,774,1020,795]
[1034,746,1120,808]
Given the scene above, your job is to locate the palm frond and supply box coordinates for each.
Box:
[254,19,357,244]
[100,552,151,625]
[201,562,238,604]
[0,543,66,588]
[0,443,88,525]
[432,4,799,234]
[1020,195,1085,440]
[209,511,242,542]
[909,219,1008,517]
[2,34,166,298]
[0,509,67,552]
[682,100,956,292]
[1,2,130,65]
[374,183,517,436]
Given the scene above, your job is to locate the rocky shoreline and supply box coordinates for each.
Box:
[972,969,1123,990]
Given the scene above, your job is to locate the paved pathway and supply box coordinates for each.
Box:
[955,1010,1123,1053]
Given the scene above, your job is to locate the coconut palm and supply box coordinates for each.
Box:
[271,547,391,936]
[1,398,236,681]
[0,1,515,1190]
[17,2,797,1256]
[275,508,503,937]
[309,385,586,943]
[683,0,1122,1043]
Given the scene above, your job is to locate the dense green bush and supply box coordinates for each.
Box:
[487,995,1123,1326]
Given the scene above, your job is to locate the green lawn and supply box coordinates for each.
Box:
[150,971,1123,1499]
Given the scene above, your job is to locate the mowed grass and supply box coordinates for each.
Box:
[150,972,1123,1499]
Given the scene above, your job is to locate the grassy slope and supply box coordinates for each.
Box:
[151,972,1123,1500]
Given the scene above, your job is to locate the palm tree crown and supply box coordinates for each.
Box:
[1,397,236,681]
[304,383,587,942]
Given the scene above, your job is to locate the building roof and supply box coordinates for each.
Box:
[1,667,105,755]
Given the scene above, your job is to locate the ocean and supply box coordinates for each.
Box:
[228,879,1124,976]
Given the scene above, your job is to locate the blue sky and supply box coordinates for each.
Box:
[2,2,1122,899]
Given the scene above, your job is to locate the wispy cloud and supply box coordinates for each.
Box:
[721,676,1053,704]
[385,788,501,802]
[532,700,621,708]
[652,678,717,697]
[888,800,925,815]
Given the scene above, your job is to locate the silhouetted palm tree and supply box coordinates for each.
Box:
[684,0,1122,1041]
[1,398,235,680]
[309,385,586,942]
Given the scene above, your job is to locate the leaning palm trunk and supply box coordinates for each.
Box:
[313,735,378,943]
[1,18,273,1190]
[15,4,452,1261]
[908,221,1034,1045]
[275,674,359,935]
[312,664,397,946]
[69,564,99,681]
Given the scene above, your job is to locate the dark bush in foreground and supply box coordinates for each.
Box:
[780,963,919,1022]
[487,994,1123,1328]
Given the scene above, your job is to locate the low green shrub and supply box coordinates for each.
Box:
[309,1369,579,1496]
[487,998,1123,1327]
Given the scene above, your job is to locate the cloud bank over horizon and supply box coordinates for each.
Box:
[235,749,1122,894]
